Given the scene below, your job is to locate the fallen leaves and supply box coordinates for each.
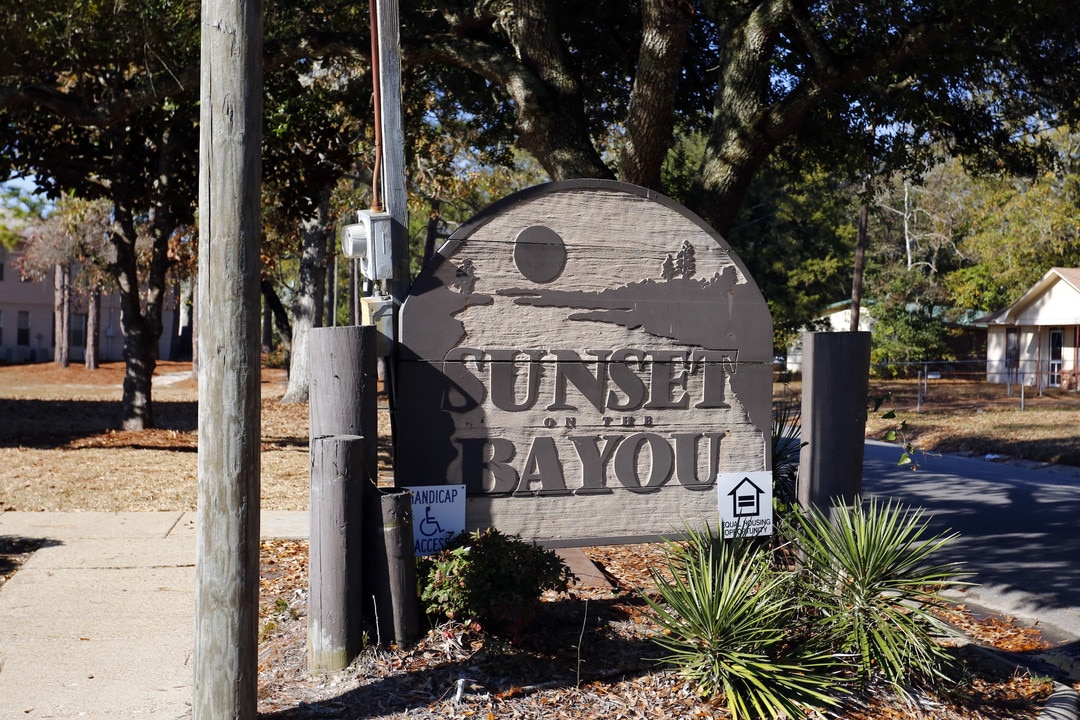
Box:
[936,604,1050,653]
[254,540,1057,720]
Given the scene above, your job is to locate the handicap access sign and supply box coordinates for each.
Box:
[404,485,466,556]
[717,472,773,539]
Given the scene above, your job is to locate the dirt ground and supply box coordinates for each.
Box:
[0,360,1072,718]
[0,360,314,512]
[780,376,1080,467]
[3,362,1078,513]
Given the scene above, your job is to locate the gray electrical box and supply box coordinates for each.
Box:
[340,209,393,281]
[361,294,395,356]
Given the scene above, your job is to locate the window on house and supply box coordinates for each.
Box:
[71,313,88,348]
[17,311,30,346]
[1005,328,1020,370]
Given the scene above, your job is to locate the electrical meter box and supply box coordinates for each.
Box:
[340,209,393,281]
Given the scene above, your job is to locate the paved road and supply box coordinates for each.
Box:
[862,440,1080,641]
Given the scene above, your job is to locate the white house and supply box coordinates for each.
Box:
[785,300,873,373]
[983,267,1080,390]
[0,243,178,364]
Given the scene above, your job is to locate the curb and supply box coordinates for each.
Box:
[959,641,1080,720]
[1042,684,1080,720]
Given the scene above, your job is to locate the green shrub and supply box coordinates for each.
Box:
[642,525,840,719]
[417,528,570,642]
[790,497,968,688]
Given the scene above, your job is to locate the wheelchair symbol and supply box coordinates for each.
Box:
[419,506,445,537]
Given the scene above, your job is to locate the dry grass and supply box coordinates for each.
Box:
[772,377,1080,467]
[0,360,313,511]
[864,378,1080,466]
[2,363,1077,513]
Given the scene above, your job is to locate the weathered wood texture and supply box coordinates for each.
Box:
[308,327,417,646]
[308,435,365,671]
[194,0,264,716]
[375,0,410,303]
[307,327,376,665]
[797,331,872,513]
[309,326,378,482]
[363,491,419,645]
[369,492,419,643]
[396,181,773,544]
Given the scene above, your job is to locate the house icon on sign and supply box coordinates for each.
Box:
[727,476,765,517]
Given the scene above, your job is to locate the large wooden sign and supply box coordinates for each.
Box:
[396,180,772,546]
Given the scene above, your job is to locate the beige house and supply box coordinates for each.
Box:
[784,300,873,373]
[984,267,1080,390]
[0,243,177,364]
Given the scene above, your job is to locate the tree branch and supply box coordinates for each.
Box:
[1,31,368,128]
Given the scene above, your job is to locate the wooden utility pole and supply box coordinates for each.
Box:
[193,0,263,716]
[375,0,409,305]
[371,0,419,645]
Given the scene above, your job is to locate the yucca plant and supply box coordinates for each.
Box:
[771,395,804,517]
[791,497,969,689]
[642,525,840,719]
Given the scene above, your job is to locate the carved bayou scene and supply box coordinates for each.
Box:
[397,181,773,544]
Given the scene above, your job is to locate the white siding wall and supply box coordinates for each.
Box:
[0,246,177,364]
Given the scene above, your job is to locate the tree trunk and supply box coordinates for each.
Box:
[281,188,331,404]
[262,294,274,353]
[110,210,157,430]
[85,287,100,370]
[168,281,183,361]
[54,263,70,367]
[177,279,195,362]
[325,249,337,328]
[619,0,693,189]
[416,3,612,183]
[850,179,870,332]
[510,0,613,180]
[260,280,293,348]
[107,121,179,427]
[191,275,199,378]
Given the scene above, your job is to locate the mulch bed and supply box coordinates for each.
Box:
[255,539,1059,720]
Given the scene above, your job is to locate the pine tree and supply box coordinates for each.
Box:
[661,253,676,280]
[674,240,696,278]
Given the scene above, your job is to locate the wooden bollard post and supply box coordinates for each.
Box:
[363,490,420,646]
[382,491,420,645]
[308,326,377,671]
[309,326,378,479]
[308,435,365,670]
[798,331,872,515]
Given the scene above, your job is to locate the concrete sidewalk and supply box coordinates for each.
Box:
[0,511,307,719]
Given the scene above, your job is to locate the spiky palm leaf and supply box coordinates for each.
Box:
[643,525,840,719]
[791,497,970,688]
